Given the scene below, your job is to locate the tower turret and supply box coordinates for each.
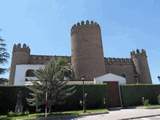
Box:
[71,20,106,80]
[130,49,152,84]
[9,43,30,85]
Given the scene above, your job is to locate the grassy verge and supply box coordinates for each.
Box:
[0,114,39,120]
[60,108,108,116]
[136,105,160,109]
[0,109,108,120]
[144,105,160,109]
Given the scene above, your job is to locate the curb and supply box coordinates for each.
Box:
[78,111,109,117]
[38,111,109,120]
[120,114,160,120]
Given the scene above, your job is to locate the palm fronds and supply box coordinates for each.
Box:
[27,57,76,112]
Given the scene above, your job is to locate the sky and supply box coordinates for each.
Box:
[0,0,160,84]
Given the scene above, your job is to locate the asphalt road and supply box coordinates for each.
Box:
[132,115,160,120]
[38,109,160,120]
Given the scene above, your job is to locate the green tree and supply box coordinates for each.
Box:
[0,38,9,78]
[27,57,75,112]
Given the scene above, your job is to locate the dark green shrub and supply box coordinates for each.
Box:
[7,111,14,117]
[143,99,150,106]
[55,84,108,111]
[2,84,159,113]
[0,85,107,114]
[157,94,160,104]
[7,111,24,117]
[120,84,160,107]
[0,86,32,115]
[24,110,29,115]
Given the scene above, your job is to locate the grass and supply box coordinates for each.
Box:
[0,114,39,120]
[144,105,160,109]
[0,108,108,120]
[136,104,160,109]
[60,108,108,115]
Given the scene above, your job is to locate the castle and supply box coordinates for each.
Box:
[9,20,152,85]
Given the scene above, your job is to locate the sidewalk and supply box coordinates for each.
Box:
[77,108,160,120]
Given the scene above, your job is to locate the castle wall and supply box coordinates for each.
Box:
[9,43,70,85]
[29,55,53,64]
[105,58,137,84]
[29,55,70,64]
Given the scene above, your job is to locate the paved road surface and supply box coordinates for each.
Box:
[39,109,160,120]
[132,115,160,120]
[77,109,160,120]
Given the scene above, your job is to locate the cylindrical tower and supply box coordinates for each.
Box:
[131,49,152,84]
[71,20,106,80]
[9,43,30,85]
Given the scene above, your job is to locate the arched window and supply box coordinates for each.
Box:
[26,69,35,77]
[121,73,126,78]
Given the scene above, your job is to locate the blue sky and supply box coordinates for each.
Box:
[0,0,160,84]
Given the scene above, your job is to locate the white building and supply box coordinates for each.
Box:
[94,73,126,85]
[14,64,44,86]
[14,64,126,86]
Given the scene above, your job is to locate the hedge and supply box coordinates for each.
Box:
[120,84,160,107]
[1,84,160,114]
[0,85,107,114]
[61,85,107,110]
[0,86,31,114]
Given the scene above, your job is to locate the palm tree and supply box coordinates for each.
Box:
[0,38,9,77]
[27,57,75,113]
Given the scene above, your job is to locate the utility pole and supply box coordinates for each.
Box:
[45,80,48,120]
[81,76,86,113]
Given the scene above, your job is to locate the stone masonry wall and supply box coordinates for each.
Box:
[105,58,138,84]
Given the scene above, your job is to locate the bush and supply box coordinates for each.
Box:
[143,99,150,106]
[1,84,160,113]
[7,111,24,117]
[55,85,108,111]
[120,84,160,107]
[157,94,160,104]
[7,111,14,117]
[24,110,29,115]
[0,86,32,115]
[0,85,107,114]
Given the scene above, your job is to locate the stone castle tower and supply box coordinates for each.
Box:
[71,20,152,83]
[9,43,30,85]
[71,20,106,79]
[131,49,152,83]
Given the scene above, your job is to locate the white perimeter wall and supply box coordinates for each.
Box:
[14,64,44,86]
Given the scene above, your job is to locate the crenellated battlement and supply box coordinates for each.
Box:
[71,20,100,34]
[29,55,70,64]
[130,49,146,56]
[13,43,30,53]
[105,57,132,64]
[29,55,53,64]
